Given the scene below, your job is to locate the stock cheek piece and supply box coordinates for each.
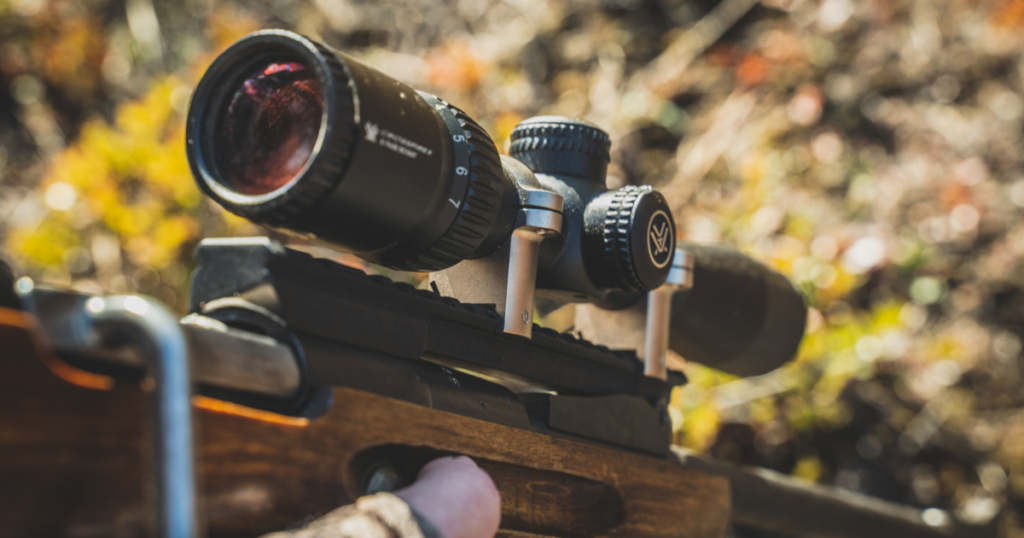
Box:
[186,30,509,272]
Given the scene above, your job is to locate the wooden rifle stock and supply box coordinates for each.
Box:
[0,309,731,538]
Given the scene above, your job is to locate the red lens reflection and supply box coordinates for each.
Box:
[216,62,323,195]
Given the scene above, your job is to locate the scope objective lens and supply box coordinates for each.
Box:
[217,62,323,196]
[187,30,513,271]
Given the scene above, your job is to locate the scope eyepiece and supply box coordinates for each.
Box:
[187,30,511,271]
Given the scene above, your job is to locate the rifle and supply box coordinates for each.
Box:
[0,30,992,538]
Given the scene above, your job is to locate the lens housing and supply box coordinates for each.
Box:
[216,61,324,196]
[187,30,511,271]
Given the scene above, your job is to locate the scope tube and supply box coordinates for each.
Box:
[186,30,515,271]
[668,242,807,376]
[575,243,806,377]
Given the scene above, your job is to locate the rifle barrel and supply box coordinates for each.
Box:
[673,448,993,538]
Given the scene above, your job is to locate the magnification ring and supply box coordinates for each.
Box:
[403,98,505,272]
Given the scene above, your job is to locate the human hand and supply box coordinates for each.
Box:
[395,456,501,538]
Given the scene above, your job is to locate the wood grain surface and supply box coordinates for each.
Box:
[0,309,729,538]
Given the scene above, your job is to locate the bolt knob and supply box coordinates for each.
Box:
[583,185,676,292]
[508,116,610,183]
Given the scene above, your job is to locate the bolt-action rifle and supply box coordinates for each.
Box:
[0,30,992,538]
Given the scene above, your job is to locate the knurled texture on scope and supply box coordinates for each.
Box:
[602,185,653,292]
[508,119,611,163]
[240,40,357,226]
[404,101,505,272]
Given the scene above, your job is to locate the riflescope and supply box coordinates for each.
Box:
[187,30,807,376]
[187,30,679,294]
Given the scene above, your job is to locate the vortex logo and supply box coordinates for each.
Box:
[648,210,673,268]
[364,122,380,143]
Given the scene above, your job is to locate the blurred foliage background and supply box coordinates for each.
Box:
[3,0,1024,535]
